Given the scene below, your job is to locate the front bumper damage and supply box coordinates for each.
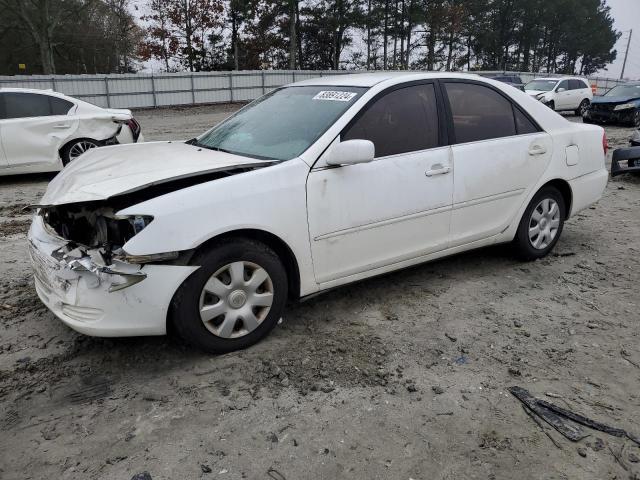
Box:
[28,215,196,336]
[611,146,640,177]
[584,106,637,124]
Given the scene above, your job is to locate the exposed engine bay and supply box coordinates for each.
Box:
[38,165,263,257]
[34,165,268,292]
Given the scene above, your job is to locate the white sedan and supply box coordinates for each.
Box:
[0,88,143,175]
[28,73,608,353]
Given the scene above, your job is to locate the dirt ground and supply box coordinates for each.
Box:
[0,105,639,480]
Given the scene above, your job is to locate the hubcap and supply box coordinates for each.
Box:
[68,140,98,161]
[528,198,560,250]
[199,261,274,339]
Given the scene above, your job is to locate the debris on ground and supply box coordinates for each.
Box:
[510,386,640,445]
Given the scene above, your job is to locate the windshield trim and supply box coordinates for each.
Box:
[192,85,368,162]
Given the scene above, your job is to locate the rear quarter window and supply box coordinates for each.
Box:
[50,96,74,115]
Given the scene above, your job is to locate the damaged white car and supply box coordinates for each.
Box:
[0,88,143,175]
[29,73,608,353]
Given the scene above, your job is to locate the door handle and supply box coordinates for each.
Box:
[53,124,71,129]
[425,164,451,176]
[528,144,547,156]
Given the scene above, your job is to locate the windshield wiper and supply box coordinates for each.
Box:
[186,139,232,153]
[185,139,277,161]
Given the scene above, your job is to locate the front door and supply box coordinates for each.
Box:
[306,82,453,285]
[554,80,573,110]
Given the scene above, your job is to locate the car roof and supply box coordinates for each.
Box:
[0,87,77,101]
[530,77,586,81]
[290,71,487,88]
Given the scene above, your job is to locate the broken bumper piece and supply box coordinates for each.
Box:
[28,215,197,337]
[611,146,640,177]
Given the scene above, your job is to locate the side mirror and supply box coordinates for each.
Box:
[325,139,375,166]
[557,87,566,93]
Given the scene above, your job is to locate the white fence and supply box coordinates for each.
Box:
[0,70,353,109]
[0,70,627,109]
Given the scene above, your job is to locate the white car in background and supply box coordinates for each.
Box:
[29,73,608,354]
[0,88,143,175]
[524,77,593,115]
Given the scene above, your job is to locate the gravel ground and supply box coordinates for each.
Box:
[0,105,639,480]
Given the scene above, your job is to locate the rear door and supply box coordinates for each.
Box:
[572,79,592,102]
[442,80,552,247]
[0,92,77,168]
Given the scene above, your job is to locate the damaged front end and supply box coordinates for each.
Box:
[34,201,185,293]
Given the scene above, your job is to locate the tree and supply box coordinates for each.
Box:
[0,0,142,74]
[0,0,93,73]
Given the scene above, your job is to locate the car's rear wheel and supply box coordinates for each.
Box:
[170,238,288,354]
[61,138,99,165]
[575,99,590,116]
[513,186,566,260]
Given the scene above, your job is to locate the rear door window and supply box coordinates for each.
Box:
[1,92,73,119]
[343,83,439,158]
[444,82,517,143]
[3,93,52,119]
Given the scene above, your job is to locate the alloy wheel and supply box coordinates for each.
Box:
[68,140,98,161]
[528,198,561,250]
[199,261,274,339]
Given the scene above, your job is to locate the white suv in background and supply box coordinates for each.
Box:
[524,77,593,115]
[0,88,143,176]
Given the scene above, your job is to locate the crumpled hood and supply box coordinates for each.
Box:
[525,90,548,96]
[40,141,271,206]
[592,95,640,105]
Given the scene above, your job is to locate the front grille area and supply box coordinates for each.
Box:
[591,104,615,112]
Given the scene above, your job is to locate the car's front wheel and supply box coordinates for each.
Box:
[513,186,566,260]
[629,109,640,128]
[61,138,99,165]
[170,238,288,354]
[575,99,590,116]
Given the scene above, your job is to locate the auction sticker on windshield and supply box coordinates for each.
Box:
[313,91,358,102]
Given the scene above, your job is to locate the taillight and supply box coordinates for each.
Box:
[602,132,608,155]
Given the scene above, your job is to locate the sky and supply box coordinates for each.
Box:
[599,0,640,80]
[129,0,640,80]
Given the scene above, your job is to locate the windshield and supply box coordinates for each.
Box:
[194,86,366,161]
[525,80,558,91]
[604,85,640,97]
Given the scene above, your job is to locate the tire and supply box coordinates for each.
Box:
[575,99,590,116]
[170,237,288,354]
[60,138,99,166]
[629,110,640,128]
[546,100,555,111]
[513,186,566,261]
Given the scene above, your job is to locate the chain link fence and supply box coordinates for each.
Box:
[0,70,626,110]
